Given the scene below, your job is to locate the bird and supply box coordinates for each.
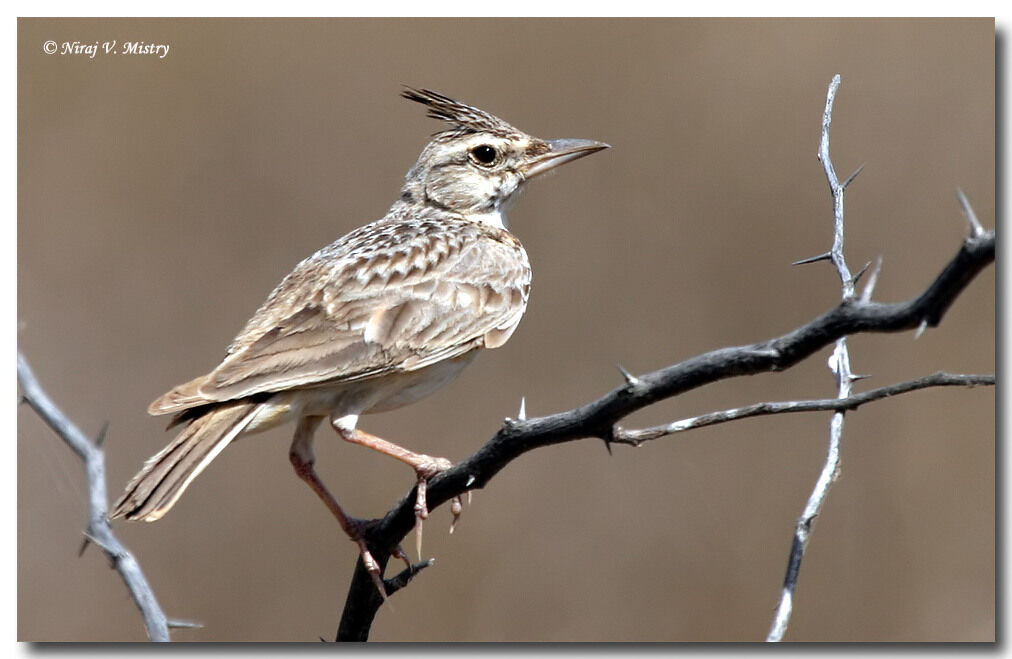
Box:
[111,87,609,596]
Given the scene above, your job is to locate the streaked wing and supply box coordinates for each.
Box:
[154,216,530,413]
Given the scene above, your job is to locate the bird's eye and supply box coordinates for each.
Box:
[470,145,498,166]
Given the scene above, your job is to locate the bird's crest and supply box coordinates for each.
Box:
[402,87,520,140]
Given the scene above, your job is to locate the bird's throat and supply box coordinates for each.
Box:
[469,209,508,230]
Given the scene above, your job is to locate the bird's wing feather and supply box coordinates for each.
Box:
[149,217,530,415]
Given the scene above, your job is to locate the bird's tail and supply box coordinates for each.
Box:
[111,401,260,522]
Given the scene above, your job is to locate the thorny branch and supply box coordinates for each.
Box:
[337,215,994,638]
[612,372,994,444]
[17,353,177,642]
[770,74,869,641]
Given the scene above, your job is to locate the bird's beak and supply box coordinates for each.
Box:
[524,139,610,179]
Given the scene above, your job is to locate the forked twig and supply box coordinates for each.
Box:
[18,353,175,642]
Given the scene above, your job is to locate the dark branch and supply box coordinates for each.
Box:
[336,226,994,640]
[335,557,434,642]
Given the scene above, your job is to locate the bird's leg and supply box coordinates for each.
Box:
[331,414,461,560]
[289,416,408,599]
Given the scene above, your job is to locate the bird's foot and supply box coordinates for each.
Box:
[412,455,454,560]
[343,518,387,599]
[344,519,413,600]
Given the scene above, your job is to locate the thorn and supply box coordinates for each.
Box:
[319,637,328,643]
[18,395,26,407]
[517,396,526,421]
[860,256,883,303]
[841,162,866,189]
[914,319,928,340]
[956,188,985,238]
[465,474,476,488]
[849,373,872,382]
[80,530,110,555]
[167,618,204,629]
[793,251,832,266]
[94,420,110,447]
[601,437,613,456]
[850,261,872,287]
[616,364,640,387]
[467,490,473,505]
[82,530,120,569]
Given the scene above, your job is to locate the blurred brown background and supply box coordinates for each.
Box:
[17,18,994,642]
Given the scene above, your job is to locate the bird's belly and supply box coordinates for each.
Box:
[247,350,480,429]
[363,352,478,414]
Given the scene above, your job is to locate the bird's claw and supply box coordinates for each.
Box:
[449,495,463,534]
[412,455,453,560]
[391,544,412,572]
[353,536,387,600]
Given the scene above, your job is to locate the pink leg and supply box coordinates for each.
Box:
[290,416,410,598]
[332,415,461,559]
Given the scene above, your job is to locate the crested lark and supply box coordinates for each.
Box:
[111,88,608,595]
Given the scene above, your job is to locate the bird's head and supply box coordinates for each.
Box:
[399,88,608,222]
